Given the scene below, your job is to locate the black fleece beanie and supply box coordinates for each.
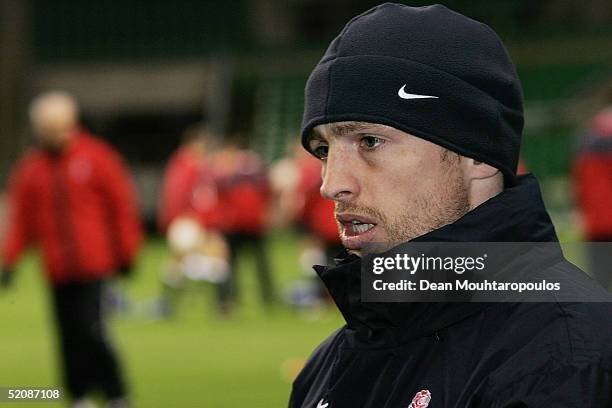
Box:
[301,3,524,185]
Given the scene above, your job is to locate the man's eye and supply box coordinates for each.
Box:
[312,145,329,159]
[360,136,383,150]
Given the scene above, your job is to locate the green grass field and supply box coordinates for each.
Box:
[0,231,344,408]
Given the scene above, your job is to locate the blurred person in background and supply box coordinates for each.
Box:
[160,215,230,316]
[158,123,220,233]
[270,143,341,263]
[212,138,275,310]
[0,192,8,246]
[0,91,142,408]
[517,158,528,175]
[271,143,340,309]
[573,106,612,290]
[293,147,343,262]
[158,124,230,315]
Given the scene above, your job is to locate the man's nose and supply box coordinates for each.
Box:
[320,147,359,201]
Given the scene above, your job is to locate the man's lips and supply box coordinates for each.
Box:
[336,213,377,225]
[336,213,378,249]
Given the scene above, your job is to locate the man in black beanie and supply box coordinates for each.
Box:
[290,3,612,408]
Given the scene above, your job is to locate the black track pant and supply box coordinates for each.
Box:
[51,279,126,400]
[218,232,274,306]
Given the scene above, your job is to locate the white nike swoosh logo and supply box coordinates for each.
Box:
[317,399,329,408]
[398,85,438,99]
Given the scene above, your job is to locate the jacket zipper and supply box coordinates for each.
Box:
[52,157,80,279]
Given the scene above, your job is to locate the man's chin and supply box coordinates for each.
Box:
[346,239,409,258]
[40,141,67,153]
[346,242,393,257]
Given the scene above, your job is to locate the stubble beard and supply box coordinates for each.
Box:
[389,168,470,243]
[336,160,470,254]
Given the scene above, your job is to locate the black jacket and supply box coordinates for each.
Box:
[289,175,612,408]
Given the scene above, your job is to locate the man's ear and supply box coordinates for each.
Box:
[462,158,500,181]
[461,157,504,209]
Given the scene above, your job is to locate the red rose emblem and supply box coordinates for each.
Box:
[409,389,431,408]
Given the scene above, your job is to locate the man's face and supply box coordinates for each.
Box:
[30,95,77,152]
[308,121,470,256]
[33,116,74,151]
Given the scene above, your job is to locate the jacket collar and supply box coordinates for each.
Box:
[315,174,559,347]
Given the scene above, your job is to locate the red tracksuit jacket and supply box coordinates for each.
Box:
[296,156,340,245]
[1,130,142,283]
[158,146,219,232]
[213,150,270,235]
[573,150,612,239]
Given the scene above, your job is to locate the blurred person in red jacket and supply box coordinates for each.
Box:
[271,145,341,309]
[0,91,142,408]
[294,149,343,259]
[212,139,275,308]
[158,125,231,314]
[271,144,342,260]
[158,124,220,233]
[517,158,528,175]
[573,106,612,290]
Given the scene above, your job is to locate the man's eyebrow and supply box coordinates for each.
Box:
[328,122,386,136]
[308,122,387,143]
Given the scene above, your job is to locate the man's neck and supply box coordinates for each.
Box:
[468,177,503,210]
